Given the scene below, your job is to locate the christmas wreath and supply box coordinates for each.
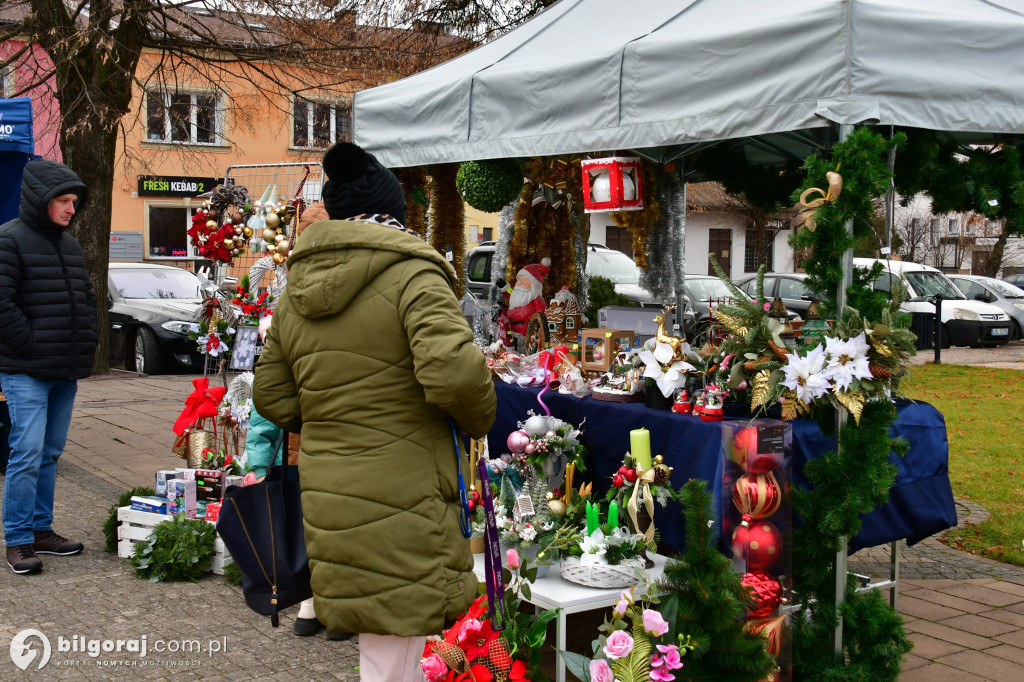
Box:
[187,185,254,264]
[456,158,525,213]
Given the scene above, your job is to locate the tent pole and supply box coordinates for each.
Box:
[833,122,855,662]
[676,163,688,336]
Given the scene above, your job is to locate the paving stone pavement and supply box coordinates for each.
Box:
[1,371,1022,680]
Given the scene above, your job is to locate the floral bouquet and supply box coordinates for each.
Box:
[422,555,558,682]
[231,274,274,326]
[561,582,696,682]
[198,446,244,476]
[189,319,234,358]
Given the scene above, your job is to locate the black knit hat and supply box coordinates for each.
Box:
[321,142,406,225]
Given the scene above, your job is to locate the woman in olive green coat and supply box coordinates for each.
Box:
[253,143,496,680]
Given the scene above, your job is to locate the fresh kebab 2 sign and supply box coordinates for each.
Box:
[137,175,220,197]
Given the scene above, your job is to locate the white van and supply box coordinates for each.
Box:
[855,258,1012,347]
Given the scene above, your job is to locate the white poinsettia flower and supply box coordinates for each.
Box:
[580,529,608,566]
[823,334,873,391]
[640,343,696,398]
[781,348,832,404]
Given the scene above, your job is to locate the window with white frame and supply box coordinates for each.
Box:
[292,98,351,149]
[947,218,960,236]
[146,90,220,144]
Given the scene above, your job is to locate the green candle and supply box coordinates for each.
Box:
[608,500,619,529]
[585,501,595,536]
[631,428,653,471]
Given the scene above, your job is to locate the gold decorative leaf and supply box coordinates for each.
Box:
[869,334,894,358]
[750,370,772,411]
[712,310,749,338]
[833,389,865,424]
[781,399,798,421]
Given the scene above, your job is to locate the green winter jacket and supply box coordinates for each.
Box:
[253,219,496,637]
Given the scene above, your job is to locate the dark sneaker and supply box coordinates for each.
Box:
[7,544,42,574]
[33,530,84,556]
[326,631,355,642]
[294,617,323,637]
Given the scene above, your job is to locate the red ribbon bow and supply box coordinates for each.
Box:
[173,378,228,436]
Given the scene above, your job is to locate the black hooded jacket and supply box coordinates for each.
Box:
[0,160,98,380]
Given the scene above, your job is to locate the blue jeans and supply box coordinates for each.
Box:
[0,373,78,546]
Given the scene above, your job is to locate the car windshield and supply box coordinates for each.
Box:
[586,250,640,285]
[111,268,202,299]
[982,277,1024,298]
[686,278,734,301]
[905,271,964,299]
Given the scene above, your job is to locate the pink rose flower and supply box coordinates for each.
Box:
[643,609,669,637]
[764,302,771,311]
[457,618,483,643]
[589,658,614,682]
[243,471,257,486]
[506,548,520,569]
[612,597,630,619]
[657,644,684,670]
[421,653,448,681]
[603,629,634,660]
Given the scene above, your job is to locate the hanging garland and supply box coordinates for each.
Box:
[395,165,429,236]
[640,165,685,300]
[427,163,467,298]
[609,159,660,268]
[506,183,576,300]
[456,158,525,213]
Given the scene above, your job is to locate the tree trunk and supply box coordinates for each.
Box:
[984,226,1010,277]
[60,91,123,376]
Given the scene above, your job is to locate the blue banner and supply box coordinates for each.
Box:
[0,97,34,155]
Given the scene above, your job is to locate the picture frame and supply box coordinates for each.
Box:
[229,325,260,371]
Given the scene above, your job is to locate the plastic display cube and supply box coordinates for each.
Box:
[579,329,635,372]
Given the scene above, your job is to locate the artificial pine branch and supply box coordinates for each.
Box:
[658,480,775,682]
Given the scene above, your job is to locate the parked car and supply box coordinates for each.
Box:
[1002,272,1024,288]
[856,258,1012,347]
[737,272,815,319]
[465,242,665,307]
[108,263,206,374]
[947,274,1024,341]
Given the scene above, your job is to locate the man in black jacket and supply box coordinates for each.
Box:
[0,160,98,574]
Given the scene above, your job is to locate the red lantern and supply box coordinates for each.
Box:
[733,471,783,526]
[581,156,643,213]
[742,571,782,618]
[731,521,782,571]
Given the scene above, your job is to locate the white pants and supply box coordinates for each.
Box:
[359,633,426,682]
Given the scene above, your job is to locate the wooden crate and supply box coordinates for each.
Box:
[116,507,232,575]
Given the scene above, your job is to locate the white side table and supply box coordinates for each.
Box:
[472,553,669,682]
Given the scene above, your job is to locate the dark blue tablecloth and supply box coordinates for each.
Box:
[487,382,956,553]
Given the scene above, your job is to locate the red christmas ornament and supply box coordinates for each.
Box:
[731,521,782,570]
[612,474,625,488]
[742,571,782,618]
[733,471,783,526]
[467,499,477,512]
[624,468,638,483]
[618,465,629,476]
[731,427,783,474]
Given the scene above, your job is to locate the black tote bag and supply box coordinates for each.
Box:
[216,433,312,626]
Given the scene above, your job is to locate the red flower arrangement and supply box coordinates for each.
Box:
[188,208,239,264]
[231,274,273,326]
[422,596,530,682]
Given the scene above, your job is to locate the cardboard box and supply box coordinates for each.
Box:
[130,495,168,515]
[155,470,178,496]
[195,471,223,502]
[166,479,197,519]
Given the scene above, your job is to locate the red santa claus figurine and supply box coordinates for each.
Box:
[499,258,550,339]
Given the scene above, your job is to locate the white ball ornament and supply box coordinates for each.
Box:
[523,415,550,436]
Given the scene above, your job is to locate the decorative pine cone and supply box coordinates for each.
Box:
[745,355,773,371]
[768,340,789,360]
[869,363,893,379]
[653,464,671,484]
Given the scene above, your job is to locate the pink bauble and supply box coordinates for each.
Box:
[524,443,537,455]
[544,430,556,438]
[507,430,531,454]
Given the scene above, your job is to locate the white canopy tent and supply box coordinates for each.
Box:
[354,0,1024,167]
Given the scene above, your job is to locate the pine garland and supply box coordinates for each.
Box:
[659,479,776,682]
[395,165,428,236]
[427,163,467,298]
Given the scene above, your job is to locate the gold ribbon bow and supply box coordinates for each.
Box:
[797,171,843,231]
[627,465,657,544]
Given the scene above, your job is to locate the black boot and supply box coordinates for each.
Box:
[294,617,323,637]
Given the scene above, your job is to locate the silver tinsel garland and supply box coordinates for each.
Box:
[640,167,687,303]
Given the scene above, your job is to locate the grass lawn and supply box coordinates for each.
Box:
[903,363,1024,566]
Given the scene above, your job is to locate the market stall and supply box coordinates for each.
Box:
[487,382,956,553]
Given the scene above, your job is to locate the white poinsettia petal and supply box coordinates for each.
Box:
[653,342,675,365]
[655,374,678,398]
[638,349,658,367]
[643,364,663,379]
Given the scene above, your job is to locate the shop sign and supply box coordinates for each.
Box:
[137,175,220,197]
